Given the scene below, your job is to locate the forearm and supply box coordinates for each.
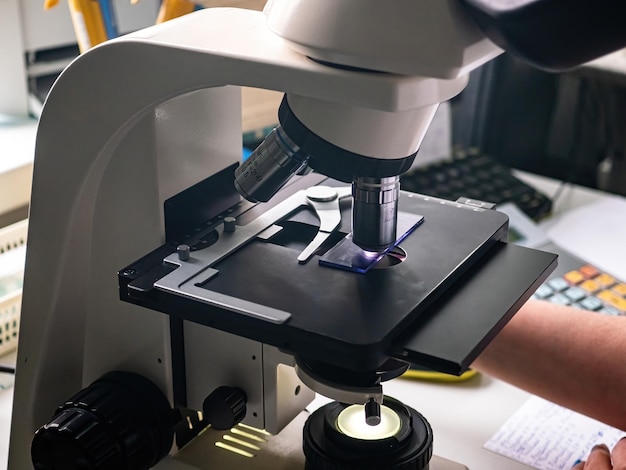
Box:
[472,299,626,431]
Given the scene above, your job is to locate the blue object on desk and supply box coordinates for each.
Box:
[98,0,119,39]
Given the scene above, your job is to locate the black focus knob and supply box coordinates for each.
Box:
[202,386,247,430]
[31,371,177,470]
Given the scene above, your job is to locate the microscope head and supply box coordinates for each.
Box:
[234,0,501,251]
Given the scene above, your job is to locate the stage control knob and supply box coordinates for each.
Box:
[202,386,247,430]
[31,371,177,470]
[223,216,237,232]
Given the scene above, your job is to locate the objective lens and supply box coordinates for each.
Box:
[351,176,400,251]
[234,126,309,203]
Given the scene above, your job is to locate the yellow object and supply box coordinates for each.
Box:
[597,289,626,312]
[613,283,626,297]
[157,0,196,23]
[68,0,108,52]
[564,270,585,285]
[596,273,617,288]
[402,368,479,383]
[43,0,60,9]
[44,0,107,52]
[580,279,601,294]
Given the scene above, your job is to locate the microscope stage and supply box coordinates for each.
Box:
[120,174,556,375]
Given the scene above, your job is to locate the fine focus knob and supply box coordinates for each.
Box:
[202,386,247,430]
[31,371,177,470]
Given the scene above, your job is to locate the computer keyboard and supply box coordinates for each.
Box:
[534,264,626,315]
[400,148,553,221]
[492,202,626,317]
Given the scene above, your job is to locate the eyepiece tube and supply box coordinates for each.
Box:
[351,176,400,251]
[234,126,309,203]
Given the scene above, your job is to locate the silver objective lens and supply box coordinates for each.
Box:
[351,176,400,251]
[234,126,309,203]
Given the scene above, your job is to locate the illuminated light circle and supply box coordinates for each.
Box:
[336,404,402,440]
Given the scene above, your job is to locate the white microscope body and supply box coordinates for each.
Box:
[9,2,500,469]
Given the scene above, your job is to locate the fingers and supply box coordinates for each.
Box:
[588,444,612,468]
[573,439,626,469]
[612,437,626,470]
[575,442,626,469]
[581,444,612,469]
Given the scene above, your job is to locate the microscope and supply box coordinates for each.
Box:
[9,1,625,469]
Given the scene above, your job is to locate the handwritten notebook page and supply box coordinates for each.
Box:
[484,396,626,470]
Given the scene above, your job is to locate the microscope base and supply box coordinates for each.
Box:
[166,410,468,470]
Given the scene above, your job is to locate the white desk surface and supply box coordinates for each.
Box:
[513,170,610,218]
[0,122,622,469]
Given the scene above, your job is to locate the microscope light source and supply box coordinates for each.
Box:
[336,404,402,440]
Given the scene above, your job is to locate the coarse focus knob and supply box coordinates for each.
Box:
[31,371,177,470]
[202,386,247,430]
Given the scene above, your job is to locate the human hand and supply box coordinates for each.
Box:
[573,438,626,469]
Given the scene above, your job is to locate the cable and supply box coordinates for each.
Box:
[550,180,568,204]
[0,364,16,375]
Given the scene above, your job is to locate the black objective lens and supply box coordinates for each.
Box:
[351,176,400,251]
[234,126,309,203]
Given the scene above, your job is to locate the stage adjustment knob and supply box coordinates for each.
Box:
[31,371,176,470]
[202,386,247,430]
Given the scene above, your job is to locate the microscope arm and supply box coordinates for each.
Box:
[459,0,626,71]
